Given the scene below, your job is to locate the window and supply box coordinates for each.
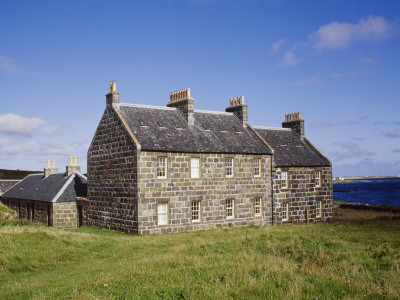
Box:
[233,126,240,133]
[191,158,200,178]
[191,201,201,222]
[254,158,261,177]
[282,203,289,221]
[316,201,322,218]
[139,120,146,126]
[157,121,165,127]
[225,158,233,177]
[226,199,234,219]
[315,170,322,187]
[174,123,182,129]
[281,171,288,189]
[202,124,210,130]
[157,157,167,178]
[254,197,261,216]
[158,203,168,225]
[218,125,226,131]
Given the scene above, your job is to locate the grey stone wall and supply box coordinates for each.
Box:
[86,106,139,233]
[273,166,333,224]
[137,151,273,234]
[52,202,77,227]
[1,198,51,225]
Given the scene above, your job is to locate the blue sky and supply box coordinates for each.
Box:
[1,0,399,177]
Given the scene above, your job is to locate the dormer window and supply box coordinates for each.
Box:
[157,121,165,128]
[139,120,146,127]
[202,124,210,131]
[174,123,182,129]
[218,125,226,132]
[233,126,240,133]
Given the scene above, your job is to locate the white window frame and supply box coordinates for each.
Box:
[254,197,261,216]
[315,170,322,188]
[281,171,288,189]
[191,201,201,222]
[157,157,167,178]
[316,201,322,218]
[282,202,289,221]
[226,199,235,219]
[157,203,168,225]
[254,158,261,177]
[191,157,200,179]
[225,158,233,177]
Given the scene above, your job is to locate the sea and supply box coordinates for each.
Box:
[333,177,400,208]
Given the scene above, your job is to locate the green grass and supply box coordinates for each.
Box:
[0,203,15,213]
[0,219,399,299]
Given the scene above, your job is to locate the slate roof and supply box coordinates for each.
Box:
[115,104,272,155]
[255,127,331,167]
[1,173,87,202]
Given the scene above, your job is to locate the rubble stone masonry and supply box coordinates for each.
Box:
[86,106,139,233]
[273,167,333,224]
[52,202,77,227]
[137,151,273,234]
[1,198,80,227]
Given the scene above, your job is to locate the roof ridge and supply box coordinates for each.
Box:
[116,103,177,111]
[253,126,291,131]
[51,173,76,202]
[194,109,233,116]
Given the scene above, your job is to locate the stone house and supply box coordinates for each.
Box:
[0,158,87,227]
[85,82,332,234]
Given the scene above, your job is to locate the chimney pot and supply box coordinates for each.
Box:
[44,159,59,178]
[225,95,248,126]
[106,81,120,106]
[66,156,81,176]
[167,88,194,124]
[282,111,305,138]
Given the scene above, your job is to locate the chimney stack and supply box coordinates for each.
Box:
[44,160,59,178]
[225,95,248,126]
[106,81,120,106]
[167,88,194,124]
[282,112,304,138]
[66,156,81,176]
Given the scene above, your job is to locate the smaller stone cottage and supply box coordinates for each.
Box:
[0,157,87,227]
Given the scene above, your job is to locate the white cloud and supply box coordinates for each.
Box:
[329,141,375,162]
[332,70,373,79]
[291,76,320,86]
[0,139,88,157]
[360,56,375,65]
[309,16,391,50]
[309,120,333,128]
[280,51,299,66]
[383,129,400,138]
[41,126,63,136]
[334,157,400,177]
[0,55,25,74]
[270,39,286,53]
[0,113,45,136]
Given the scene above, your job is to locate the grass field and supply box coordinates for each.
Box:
[0,209,399,299]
